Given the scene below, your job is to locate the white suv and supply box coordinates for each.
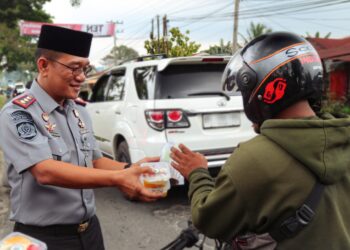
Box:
[86,55,255,174]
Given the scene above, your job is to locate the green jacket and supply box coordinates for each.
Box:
[188,113,350,249]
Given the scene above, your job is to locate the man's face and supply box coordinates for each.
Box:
[45,53,90,103]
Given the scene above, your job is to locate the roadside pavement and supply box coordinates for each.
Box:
[0,150,13,239]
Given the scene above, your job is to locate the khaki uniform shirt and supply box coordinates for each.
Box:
[0,80,102,226]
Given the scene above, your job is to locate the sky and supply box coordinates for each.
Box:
[43,0,350,66]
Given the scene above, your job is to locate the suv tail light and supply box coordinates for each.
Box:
[145,109,190,131]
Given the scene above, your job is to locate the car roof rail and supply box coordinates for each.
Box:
[136,54,168,61]
[118,54,168,65]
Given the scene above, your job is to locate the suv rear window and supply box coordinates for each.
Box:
[134,64,239,100]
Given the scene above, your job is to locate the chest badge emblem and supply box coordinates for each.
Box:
[41,112,49,122]
[45,123,56,133]
[73,109,80,118]
[78,120,85,128]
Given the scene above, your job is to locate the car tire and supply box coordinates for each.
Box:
[117,141,131,164]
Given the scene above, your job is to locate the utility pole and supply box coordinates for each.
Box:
[110,20,124,66]
[157,15,160,54]
[232,0,240,54]
[163,15,168,55]
[150,18,154,40]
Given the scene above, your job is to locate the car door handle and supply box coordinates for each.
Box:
[95,110,100,114]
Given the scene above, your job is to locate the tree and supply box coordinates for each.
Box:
[0,0,52,29]
[70,0,82,7]
[101,45,139,67]
[144,27,201,57]
[305,31,332,38]
[0,0,80,72]
[0,24,38,72]
[204,39,233,55]
[241,22,272,44]
[0,0,52,72]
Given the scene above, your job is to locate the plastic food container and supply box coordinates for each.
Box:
[0,232,47,250]
[140,162,171,196]
[160,142,185,185]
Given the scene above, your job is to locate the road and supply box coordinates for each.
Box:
[0,150,217,249]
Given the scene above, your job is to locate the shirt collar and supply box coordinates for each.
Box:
[29,80,60,114]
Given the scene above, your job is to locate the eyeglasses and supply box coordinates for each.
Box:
[46,58,92,77]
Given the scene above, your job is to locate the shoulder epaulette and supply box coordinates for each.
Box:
[74,97,87,107]
[12,94,36,109]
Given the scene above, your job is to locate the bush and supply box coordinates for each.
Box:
[320,95,350,114]
[0,95,6,109]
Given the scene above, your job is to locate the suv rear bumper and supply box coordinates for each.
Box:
[196,147,234,168]
[129,143,234,169]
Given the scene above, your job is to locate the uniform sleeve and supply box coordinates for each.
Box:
[188,164,250,241]
[0,108,52,173]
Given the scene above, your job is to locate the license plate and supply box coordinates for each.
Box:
[203,112,240,129]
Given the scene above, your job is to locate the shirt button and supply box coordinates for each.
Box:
[59,149,62,153]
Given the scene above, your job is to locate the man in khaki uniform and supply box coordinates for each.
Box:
[0,25,163,250]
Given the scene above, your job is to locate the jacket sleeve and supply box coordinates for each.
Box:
[188,164,251,241]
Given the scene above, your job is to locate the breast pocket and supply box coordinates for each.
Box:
[48,138,70,162]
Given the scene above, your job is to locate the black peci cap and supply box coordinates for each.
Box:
[38,25,93,58]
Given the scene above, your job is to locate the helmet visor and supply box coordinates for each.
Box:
[221,50,244,94]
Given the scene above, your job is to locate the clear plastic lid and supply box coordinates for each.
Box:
[140,162,171,194]
[160,142,185,185]
[160,142,175,163]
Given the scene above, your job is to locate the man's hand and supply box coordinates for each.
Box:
[117,165,164,202]
[135,156,160,165]
[170,144,208,180]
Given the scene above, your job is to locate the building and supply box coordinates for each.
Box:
[308,37,350,101]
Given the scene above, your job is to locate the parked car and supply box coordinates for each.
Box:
[86,55,255,176]
[11,82,26,98]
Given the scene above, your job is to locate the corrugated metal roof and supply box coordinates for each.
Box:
[308,37,350,61]
[329,55,350,62]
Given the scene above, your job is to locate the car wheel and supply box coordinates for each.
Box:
[117,141,131,164]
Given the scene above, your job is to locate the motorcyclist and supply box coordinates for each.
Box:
[170,32,350,249]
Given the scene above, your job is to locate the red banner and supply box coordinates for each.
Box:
[19,21,116,37]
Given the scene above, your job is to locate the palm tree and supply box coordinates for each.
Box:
[240,22,273,44]
[70,0,82,6]
[305,31,332,38]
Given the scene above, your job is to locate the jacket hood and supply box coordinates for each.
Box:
[261,113,350,184]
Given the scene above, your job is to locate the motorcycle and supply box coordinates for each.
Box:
[160,221,231,250]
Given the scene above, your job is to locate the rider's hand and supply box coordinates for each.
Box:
[170,144,208,180]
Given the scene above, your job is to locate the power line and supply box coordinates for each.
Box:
[169,0,350,21]
[177,2,233,29]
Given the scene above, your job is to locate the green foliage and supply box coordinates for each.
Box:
[320,94,350,114]
[241,22,272,44]
[204,39,232,55]
[102,45,139,67]
[0,0,52,72]
[305,31,332,38]
[0,24,38,72]
[70,0,82,7]
[0,0,52,28]
[144,27,201,57]
[0,94,6,110]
